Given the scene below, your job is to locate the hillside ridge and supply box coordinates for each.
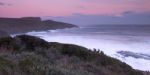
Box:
[0,35,146,75]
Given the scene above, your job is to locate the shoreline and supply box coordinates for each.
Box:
[10,27,78,37]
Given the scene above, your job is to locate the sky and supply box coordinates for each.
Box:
[0,0,150,25]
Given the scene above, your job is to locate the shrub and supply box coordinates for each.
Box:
[0,56,16,75]
[59,44,91,59]
[14,35,49,51]
[0,37,20,51]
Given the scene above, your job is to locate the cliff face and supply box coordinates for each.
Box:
[0,35,144,75]
[0,17,77,34]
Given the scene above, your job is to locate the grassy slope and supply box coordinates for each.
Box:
[0,35,146,75]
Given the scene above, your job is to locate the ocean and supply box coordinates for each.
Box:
[26,25,150,71]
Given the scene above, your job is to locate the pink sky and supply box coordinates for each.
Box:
[0,0,150,17]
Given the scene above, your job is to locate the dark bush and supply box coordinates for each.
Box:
[0,57,16,75]
[0,37,20,51]
[59,44,90,59]
[15,35,49,51]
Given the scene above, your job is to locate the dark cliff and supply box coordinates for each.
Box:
[0,17,77,34]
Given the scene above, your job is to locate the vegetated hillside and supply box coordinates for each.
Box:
[0,35,145,75]
[0,17,77,34]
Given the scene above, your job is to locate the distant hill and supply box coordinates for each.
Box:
[0,30,9,38]
[0,35,145,75]
[0,17,77,34]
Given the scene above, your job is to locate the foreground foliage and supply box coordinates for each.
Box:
[0,35,145,75]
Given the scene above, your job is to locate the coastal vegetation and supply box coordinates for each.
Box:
[0,35,145,75]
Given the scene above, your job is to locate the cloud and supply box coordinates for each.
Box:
[0,2,5,6]
[7,4,12,6]
[75,6,85,9]
[0,2,12,6]
[43,12,150,25]
[123,11,133,15]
